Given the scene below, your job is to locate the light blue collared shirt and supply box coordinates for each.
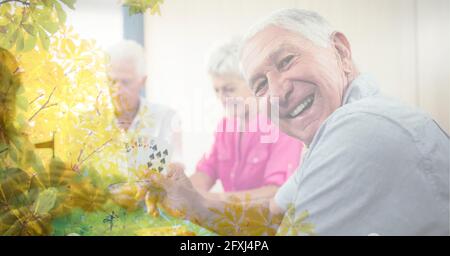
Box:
[275,74,449,235]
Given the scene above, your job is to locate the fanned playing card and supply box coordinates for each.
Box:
[125,136,172,180]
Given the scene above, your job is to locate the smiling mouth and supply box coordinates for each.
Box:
[288,93,315,118]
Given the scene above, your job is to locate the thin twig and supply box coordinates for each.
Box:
[76,131,93,163]
[95,90,102,116]
[0,0,30,6]
[29,93,44,105]
[74,138,112,169]
[28,86,57,122]
[46,103,58,108]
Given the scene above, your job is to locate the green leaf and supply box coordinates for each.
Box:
[40,21,59,34]
[33,7,52,25]
[0,143,8,155]
[15,114,28,129]
[16,95,29,111]
[5,23,15,37]
[31,157,46,174]
[33,187,58,215]
[15,30,24,51]
[150,3,161,15]
[59,0,76,10]
[8,28,19,46]
[21,9,30,23]
[49,158,67,185]
[9,136,23,154]
[0,37,12,50]
[54,1,67,25]
[0,2,12,13]
[38,28,50,50]
[42,0,53,7]
[0,16,10,26]
[9,146,18,163]
[23,33,37,51]
[12,15,21,25]
[22,24,36,36]
[16,84,25,95]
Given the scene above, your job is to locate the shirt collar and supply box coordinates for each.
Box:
[115,97,146,132]
[342,73,380,105]
[128,97,147,130]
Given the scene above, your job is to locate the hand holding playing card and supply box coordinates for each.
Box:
[145,163,204,219]
[126,137,172,180]
[110,135,170,214]
[113,139,195,217]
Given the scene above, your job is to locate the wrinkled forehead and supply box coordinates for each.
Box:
[240,26,303,81]
[108,58,139,78]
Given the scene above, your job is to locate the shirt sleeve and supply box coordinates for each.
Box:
[275,111,442,235]
[262,132,304,187]
[275,170,301,211]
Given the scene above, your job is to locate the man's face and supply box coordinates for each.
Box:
[108,59,145,116]
[241,26,351,144]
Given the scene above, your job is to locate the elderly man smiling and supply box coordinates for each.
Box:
[150,9,449,235]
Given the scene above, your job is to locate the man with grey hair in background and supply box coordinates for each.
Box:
[148,9,449,235]
[106,40,183,176]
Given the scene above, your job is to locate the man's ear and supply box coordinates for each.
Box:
[331,32,352,73]
[139,75,148,89]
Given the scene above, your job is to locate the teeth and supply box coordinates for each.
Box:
[289,95,314,118]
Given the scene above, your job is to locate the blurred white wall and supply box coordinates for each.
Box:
[144,0,450,174]
[66,0,123,50]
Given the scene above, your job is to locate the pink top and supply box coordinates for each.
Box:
[196,116,304,192]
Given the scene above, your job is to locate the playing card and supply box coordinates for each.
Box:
[125,136,172,180]
[146,138,171,174]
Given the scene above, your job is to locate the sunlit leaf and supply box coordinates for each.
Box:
[8,29,19,47]
[60,0,76,10]
[16,95,29,111]
[33,187,58,215]
[23,34,37,52]
[54,1,67,25]
[0,168,30,204]
[38,28,50,50]
[40,21,59,34]
[22,24,36,36]
[0,16,10,26]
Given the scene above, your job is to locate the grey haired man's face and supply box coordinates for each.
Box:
[241,25,353,144]
[108,58,145,116]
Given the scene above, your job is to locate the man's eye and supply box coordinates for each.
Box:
[254,79,267,96]
[224,87,235,94]
[278,55,295,70]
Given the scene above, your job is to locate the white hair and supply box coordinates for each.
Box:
[206,37,243,78]
[107,40,146,76]
[243,8,335,49]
